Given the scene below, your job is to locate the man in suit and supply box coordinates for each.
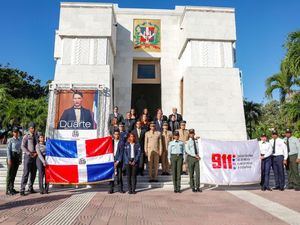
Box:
[176,121,189,175]
[109,129,125,194]
[154,113,163,132]
[156,109,168,122]
[131,121,146,176]
[118,122,128,144]
[58,91,95,130]
[145,122,162,182]
[108,106,124,128]
[161,122,172,175]
[124,112,135,132]
[168,107,183,122]
[169,114,180,133]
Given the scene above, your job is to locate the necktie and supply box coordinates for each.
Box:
[287,138,290,153]
[272,139,276,154]
[193,139,198,155]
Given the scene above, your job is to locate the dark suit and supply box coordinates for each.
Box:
[108,113,124,127]
[168,113,183,122]
[169,121,180,133]
[58,107,94,130]
[109,139,124,192]
[124,119,135,132]
[120,131,128,144]
[154,120,163,132]
[123,142,141,192]
[132,128,146,174]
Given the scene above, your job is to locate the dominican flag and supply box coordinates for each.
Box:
[45,137,114,184]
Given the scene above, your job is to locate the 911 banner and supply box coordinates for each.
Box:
[199,139,261,185]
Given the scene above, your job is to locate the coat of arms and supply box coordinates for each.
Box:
[133,19,161,52]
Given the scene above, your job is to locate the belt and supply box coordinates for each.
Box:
[171,154,183,156]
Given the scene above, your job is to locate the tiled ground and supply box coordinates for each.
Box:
[0,187,299,225]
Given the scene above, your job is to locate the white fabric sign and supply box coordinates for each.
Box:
[199,139,261,185]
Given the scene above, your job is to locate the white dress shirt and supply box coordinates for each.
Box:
[270,138,288,160]
[114,140,119,156]
[130,143,135,159]
[258,141,273,158]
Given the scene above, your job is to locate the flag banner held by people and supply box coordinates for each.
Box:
[45,136,114,184]
[200,139,260,185]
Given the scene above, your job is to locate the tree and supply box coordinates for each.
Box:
[265,60,300,103]
[244,100,262,139]
[285,31,300,77]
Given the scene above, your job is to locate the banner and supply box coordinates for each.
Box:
[200,139,260,185]
[45,136,114,184]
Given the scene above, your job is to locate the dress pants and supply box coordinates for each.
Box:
[261,156,271,189]
[6,153,20,192]
[171,154,183,191]
[272,155,285,189]
[109,162,123,192]
[148,151,159,180]
[187,155,200,189]
[36,157,49,193]
[21,154,37,192]
[161,149,169,173]
[287,154,300,189]
[126,164,137,192]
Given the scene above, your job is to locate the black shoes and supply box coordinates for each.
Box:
[197,188,202,192]
[20,191,25,196]
[119,190,125,193]
[174,190,181,193]
[108,190,114,194]
[192,189,197,192]
[192,188,202,192]
[128,191,133,194]
[28,189,37,194]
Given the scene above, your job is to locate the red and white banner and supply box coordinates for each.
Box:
[199,139,260,185]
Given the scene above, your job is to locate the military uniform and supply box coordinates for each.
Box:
[36,142,49,194]
[176,125,189,174]
[144,130,162,181]
[161,129,172,174]
[6,135,22,195]
[185,134,201,192]
[168,134,185,192]
[20,129,38,194]
[284,130,300,190]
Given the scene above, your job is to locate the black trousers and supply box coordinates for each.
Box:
[36,157,49,192]
[126,164,137,192]
[261,156,272,189]
[109,162,123,192]
[138,151,145,175]
[20,154,37,192]
[6,153,21,192]
[272,155,285,189]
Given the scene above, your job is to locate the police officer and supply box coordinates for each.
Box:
[168,131,185,193]
[185,129,202,192]
[284,129,300,191]
[270,130,288,191]
[36,133,49,194]
[6,127,22,195]
[258,133,273,191]
[20,122,38,196]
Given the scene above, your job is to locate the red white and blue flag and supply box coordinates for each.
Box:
[45,136,114,184]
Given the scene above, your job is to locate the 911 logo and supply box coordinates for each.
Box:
[212,153,236,169]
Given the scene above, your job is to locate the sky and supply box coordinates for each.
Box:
[0,0,299,103]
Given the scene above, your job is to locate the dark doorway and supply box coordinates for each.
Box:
[131,84,161,118]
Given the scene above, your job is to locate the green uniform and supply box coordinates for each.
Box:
[6,137,22,194]
[168,140,185,191]
[185,138,200,189]
[284,136,300,189]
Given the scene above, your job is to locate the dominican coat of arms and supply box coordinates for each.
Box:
[133,19,161,52]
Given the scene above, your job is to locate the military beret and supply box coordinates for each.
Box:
[285,128,292,133]
[173,131,180,136]
[189,129,195,134]
[28,122,36,128]
[12,127,19,132]
[163,121,168,126]
[180,120,186,125]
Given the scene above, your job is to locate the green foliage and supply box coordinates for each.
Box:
[243,100,262,139]
[285,31,300,77]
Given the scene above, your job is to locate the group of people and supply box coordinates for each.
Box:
[259,129,300,191]
[108,106,202,194]
[6,122,48,196]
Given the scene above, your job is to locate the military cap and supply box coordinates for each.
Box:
[180,120,186,125]
[285,128,292,133]
[173,131,180,136]
[189,129,195,134]
[163,121,168,126]
[260,133,267,137]
[149,121,156,126]
[28,122,36,128]
[12,127,19,132]
[271,130,278,135]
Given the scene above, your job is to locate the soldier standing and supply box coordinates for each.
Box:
[176,121,189,175]
[185,129,202,192]
[144,121,162,182]
[161,122,172,175]
[284,129,300,191]
[6,127,22,195]
[168,131,185,193]
[20,122,38,196]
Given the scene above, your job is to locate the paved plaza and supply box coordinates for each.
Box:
[0,185,299,225]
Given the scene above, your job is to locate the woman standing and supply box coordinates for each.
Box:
[123,133,141,194]
[36,134,49,194]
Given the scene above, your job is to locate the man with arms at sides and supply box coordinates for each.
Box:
[108,106,124,128]
[259,133,273,191]
[131,121,146,176]
[284,129,300,191]
[145,121,162,182]
[176,121,189,175]
[123,133,141,194]
[169,114,180,133]
[118,122,128,144]
[270,130,288,191]
[124,112,135,133]
[109,129,125,194]
[168,107,183,122]
[154,111,164,132]
[161,122,172,175]
[58,91,95,130]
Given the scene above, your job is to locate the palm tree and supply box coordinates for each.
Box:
[282,93,300,123]
[265,60,300,103]
[244,100,262,139]
[285,31,300,77]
